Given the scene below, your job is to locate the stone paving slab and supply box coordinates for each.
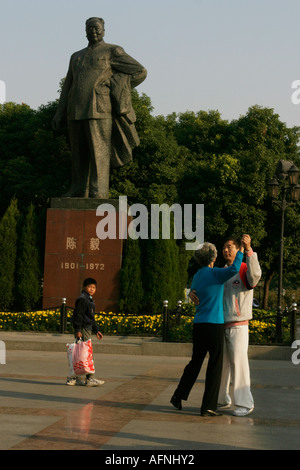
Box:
[0,345,300,452]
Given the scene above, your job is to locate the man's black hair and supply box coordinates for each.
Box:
[223,237,241,248]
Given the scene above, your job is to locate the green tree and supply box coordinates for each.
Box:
[16,204,42,310]
[110,90,188,207]
[142,238,172,314]
[0,198,19,310]
[228,106,300,306]
[0,101,71,216]
[119,237,144,314]
[142,231,183,314]
[172,106,300,300]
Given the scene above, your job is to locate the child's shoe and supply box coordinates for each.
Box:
[66,377,76,386]
[66,376,85,386]
[86,377,105,387]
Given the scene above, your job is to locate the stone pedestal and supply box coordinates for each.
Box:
[42,198,127,312]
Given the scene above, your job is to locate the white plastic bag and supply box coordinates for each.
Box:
[66,339,95,376]
[67,342,75,376]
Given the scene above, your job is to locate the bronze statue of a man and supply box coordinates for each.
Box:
[52,17,147,198]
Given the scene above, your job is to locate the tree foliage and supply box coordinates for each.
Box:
[0,94,299,311]
[16,204,42,310]
[119,237,144,314]
[0,198,19,310]
[0,101,71,216]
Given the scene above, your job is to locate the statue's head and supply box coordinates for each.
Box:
[86,17,105,44]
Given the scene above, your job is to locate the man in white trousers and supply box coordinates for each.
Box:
[190,234,262,417]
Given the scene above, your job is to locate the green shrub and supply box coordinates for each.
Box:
[0,307,292,344]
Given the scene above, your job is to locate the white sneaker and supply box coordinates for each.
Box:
[86,377,105,387]
[233,407,254,417]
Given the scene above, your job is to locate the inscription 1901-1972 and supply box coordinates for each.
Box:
[60,236,105,270]
[60,262,105,270]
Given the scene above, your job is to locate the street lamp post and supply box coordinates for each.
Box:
[268,160,300,343]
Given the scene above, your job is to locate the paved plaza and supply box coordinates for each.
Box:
[0,332,300,452]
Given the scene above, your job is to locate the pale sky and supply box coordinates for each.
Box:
[1,0,300,127]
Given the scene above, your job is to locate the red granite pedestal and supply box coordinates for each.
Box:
[42,198,127,312]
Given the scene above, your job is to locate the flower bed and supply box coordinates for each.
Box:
[0,307,291,344]
[167,308,291,344]
[0,309,164,336]
[0,310,61,332]
[95,312,163,336]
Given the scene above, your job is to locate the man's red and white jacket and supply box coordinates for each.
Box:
[223,250,262,327]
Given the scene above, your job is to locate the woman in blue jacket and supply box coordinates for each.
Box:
[171,242,244,416]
